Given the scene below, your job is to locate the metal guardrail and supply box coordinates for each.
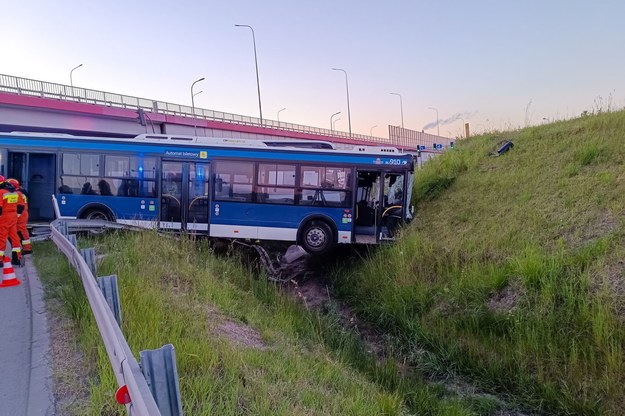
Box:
[50,220,163,415]
[0,73,390,144]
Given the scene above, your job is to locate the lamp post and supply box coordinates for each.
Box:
[331,68,352,137]
[428,107,440,136]
[69,63,83,96]
[191,77,205,136]
[389,92,404,128]
[235,24,263,125]
[277,107,286,122]
[370,125,378,136]
[330,111,341,132]
[332,118,341,131]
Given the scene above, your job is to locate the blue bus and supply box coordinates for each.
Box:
[0,132,414,254]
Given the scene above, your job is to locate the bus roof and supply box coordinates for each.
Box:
[7,131,408,156]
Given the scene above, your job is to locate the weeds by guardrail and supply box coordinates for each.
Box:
[49,219,182,415]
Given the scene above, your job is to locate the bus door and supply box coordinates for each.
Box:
[380,172,407,240]
[354,170,407,243]
[354,170,381,244]
[7,152,56,221]
[160,161,210,232]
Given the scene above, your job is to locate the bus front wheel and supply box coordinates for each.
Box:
[300,221,333,255]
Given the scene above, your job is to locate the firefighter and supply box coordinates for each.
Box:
[0,176,23,266]
[7,178,31,254]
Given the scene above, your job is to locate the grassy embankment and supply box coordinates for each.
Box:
[334,110,625,415]
[35,230,498,416]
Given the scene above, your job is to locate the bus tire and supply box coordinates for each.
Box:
[300,220,334,255]
[81,207,113,221]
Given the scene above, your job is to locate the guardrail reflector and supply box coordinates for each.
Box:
[115,384,131,404]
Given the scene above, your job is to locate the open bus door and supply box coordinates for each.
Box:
[160,161,210,233]
[7,152,56,221]
[354,170,409,244]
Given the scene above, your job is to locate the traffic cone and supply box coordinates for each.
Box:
[0,256,21,287]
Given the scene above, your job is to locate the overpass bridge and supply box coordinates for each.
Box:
[0,73,449,151]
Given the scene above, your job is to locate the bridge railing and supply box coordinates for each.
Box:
[0,73,389,144]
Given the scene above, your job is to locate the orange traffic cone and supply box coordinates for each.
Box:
[0,256,21,287]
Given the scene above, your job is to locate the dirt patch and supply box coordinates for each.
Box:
[46,298,92,415]
[563,210,618,249]
[216,321,267,350]
[487,279,525,314]
[433,298,460,317]
[288,276,332,310]
[603,260,625,295]
[592,259,625,319]
[287,277,389,359]
[206,306,267,350]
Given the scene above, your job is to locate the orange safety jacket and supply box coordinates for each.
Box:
[0,188,22,216]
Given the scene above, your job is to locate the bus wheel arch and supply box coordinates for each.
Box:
[77,203,115,222]
[298,216,336,255]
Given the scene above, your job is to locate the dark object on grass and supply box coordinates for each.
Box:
[491,140,514,156]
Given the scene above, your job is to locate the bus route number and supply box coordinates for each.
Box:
[385,159,403,165]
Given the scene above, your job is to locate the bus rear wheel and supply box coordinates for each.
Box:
[83,208,112,221]
[300,220,333,255]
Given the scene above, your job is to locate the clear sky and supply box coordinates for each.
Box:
[2,0,623,138]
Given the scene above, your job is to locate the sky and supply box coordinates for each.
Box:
[1,0,624,139]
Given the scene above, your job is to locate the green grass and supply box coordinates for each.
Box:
[34,110,625,415]
[34,231,501,415]
[333,110,625,415]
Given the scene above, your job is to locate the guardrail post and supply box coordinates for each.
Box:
[68,234,78,248]
[97,275,122,327]
[58,220,69,237]
[139,344,183,416]
[80,247,97,276]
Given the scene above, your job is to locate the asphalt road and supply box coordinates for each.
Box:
[0,255,55,416]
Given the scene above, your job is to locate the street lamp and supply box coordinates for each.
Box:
[428,107,440,136]
[389,92,404,128]
[235,24,263,125]
[331,68,352,137]
[277,107,286,122]
[370,125,378,136]
[191,77,205,136]
[330,111,341,132]
[69,63,83,95]
[332,117,341,130]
